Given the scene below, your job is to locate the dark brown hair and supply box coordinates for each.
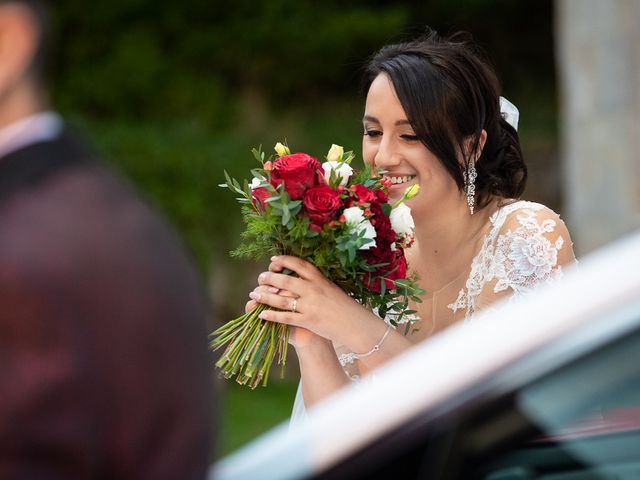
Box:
[363,28,527,210]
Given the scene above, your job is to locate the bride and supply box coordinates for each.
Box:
[244,29,576,420]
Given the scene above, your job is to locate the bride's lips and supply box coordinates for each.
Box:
[389,180,417,189]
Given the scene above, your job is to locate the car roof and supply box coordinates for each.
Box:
[212,229,640,480]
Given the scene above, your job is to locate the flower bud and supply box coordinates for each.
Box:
[403,184,420,200]
[326,144,344,163]
[274,142,290,157]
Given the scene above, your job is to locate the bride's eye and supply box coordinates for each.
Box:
[364,130,382,138]
[401,134,420,142]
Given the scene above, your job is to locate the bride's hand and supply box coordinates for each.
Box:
[250,255,365,344]
[245,285,325,349]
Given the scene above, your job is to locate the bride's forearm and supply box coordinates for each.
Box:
[296,339,350,408]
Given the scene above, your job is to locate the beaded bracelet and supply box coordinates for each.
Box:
[338,325,392,367]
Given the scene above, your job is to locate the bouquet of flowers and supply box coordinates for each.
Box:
[211,142,424,388]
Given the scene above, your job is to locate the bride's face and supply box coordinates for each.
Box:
[362,73,461,219]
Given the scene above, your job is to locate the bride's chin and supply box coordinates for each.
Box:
[387,191,403,203]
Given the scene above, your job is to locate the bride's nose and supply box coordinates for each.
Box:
[373,140,402,171]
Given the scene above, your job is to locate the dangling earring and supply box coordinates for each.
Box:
[464,161,477,215]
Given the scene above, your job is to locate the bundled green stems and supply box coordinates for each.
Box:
[210,304,290,389]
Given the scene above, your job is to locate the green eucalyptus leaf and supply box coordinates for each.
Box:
[282,207,291,225]
[251,146,263,163]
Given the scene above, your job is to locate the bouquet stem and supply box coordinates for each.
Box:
[210,304,290,389]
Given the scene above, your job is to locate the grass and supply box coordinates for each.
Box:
[217,379,299,457]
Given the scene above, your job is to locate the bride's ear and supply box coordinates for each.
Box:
[462,129,487,163]
[475,129,487,161]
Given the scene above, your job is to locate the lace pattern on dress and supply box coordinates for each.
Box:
[339,201,567,383]
[448,201,566,321]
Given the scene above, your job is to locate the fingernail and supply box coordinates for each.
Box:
[258,273,266,281]
[259,311,268,320]
[271,256,278,261]
[267,287,279,293]
[249,292,260,301]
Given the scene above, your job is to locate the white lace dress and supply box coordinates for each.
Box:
[290,200,575,426]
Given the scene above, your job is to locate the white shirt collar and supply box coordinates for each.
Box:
[0,111,64,159]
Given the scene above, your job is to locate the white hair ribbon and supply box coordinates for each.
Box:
[499,96,519,131]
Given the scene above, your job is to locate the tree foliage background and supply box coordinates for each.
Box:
[48,0,557,455]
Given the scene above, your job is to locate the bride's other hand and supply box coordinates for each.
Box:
[252,255,366,344]
[244,284,280,314]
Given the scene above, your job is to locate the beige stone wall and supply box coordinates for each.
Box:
[556,0,640,255]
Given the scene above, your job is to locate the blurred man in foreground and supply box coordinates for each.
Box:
[0,1,214,477]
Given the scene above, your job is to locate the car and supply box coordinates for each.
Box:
[211,230,640,480]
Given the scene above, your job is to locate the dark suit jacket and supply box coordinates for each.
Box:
[0,130,214,479]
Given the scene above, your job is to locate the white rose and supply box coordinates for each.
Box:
[322,161,353,186]
[326,144,344,163]
[343,206,364,225]
[342,206,377,250]
[358,219,377,250]
[390,203,415,236]
[249,177,262,190]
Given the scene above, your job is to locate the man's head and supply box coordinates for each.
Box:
[0,0,49,121]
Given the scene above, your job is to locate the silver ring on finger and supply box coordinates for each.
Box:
[291,298,298,313]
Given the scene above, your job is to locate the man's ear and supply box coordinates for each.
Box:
[0,4,39,97]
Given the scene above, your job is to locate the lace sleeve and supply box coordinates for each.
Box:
[476,204,576,310]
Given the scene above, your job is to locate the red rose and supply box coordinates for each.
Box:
[369,201,396,245]
[364,249,408,293]
[303,184,342,226]
[270,153,323,200]
[353,185,376,204]
[374,187,389,203]
[389,249,408,281]
[252,186,271,209]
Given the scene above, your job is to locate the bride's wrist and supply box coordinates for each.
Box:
[332,306,383,351]
[294,336,333,355]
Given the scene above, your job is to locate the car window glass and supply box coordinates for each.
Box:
[476,317,640,479]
